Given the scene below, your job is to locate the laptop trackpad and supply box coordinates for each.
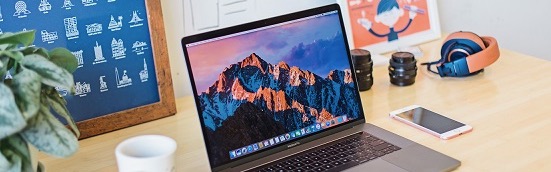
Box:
[343,159,408,172]
[382,144,461,172]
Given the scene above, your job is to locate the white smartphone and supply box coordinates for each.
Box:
[389,105,472,140]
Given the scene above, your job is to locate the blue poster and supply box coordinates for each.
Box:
[0,0,160,122]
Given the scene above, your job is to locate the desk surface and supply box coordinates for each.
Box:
[39,39,551,171]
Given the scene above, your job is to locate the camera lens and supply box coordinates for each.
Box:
[351,49,373,91]
[389,52,417,86]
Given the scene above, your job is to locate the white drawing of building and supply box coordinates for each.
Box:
[111,38,126,59]
[41,30,58,43]
[132,41,148,55]
[139,59,148,82]
[62,0,74,10]
[55,86,69,96]
[115,67,132,88]
[13,1,31,18]
[99,76,108,92]
[72,50,84,68]
[39,0,52,14]
[75,82,91,97]
[4,71,12,80]
[93,41,106,64]
[1,6,4,22]
[129,11,144,27]
[108,15,123,31]
[86,23,102,36]
[82,0,97,7]
[64,17,79,39]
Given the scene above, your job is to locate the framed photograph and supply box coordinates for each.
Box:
[338,0,441,53]
[0,0,176,139]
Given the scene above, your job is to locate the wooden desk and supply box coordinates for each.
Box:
[39,40,551,171]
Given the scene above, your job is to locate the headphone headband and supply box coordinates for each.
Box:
[422,32,500,77]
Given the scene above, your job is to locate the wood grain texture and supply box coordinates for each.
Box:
[40,37,551,171]
[76,0,176,139]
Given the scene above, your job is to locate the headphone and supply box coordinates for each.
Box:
[422,31,500,77]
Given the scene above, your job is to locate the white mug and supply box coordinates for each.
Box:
[115,135,177,172]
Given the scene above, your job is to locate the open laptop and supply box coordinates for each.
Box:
[181,4,460,172]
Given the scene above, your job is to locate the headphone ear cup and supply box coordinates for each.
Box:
[440,40,457,62]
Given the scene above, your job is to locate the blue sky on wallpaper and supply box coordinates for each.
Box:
[187,13,350,93]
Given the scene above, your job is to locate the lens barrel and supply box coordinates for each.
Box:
[351,49,373,91]
[389,52,417,86]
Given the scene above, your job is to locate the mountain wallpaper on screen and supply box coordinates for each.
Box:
[199,53,362,165]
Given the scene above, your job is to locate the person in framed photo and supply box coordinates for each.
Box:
[357,0,418,42]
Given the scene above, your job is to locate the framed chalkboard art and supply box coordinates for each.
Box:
[338,0,441,53]
[0,0,176,139]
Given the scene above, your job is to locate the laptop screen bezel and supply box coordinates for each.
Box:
[181,4,367,171]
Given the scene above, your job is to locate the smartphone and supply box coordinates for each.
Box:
[389,105,472,140]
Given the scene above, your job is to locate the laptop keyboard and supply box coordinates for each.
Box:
[248,132,401,172]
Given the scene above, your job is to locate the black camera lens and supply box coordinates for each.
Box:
[351,49,373,91]
[389,52,417,86]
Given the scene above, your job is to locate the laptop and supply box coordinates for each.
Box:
[181,4,460,172]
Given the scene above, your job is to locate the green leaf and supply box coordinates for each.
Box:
[0,135,32,172]
[0,150,9,171]
[0,31,36,47]
[47,92,80,138]
[20,54,74,90]
[10,69,42,120]
[0,84,27,140]
[34,48,49,59]
[0,149,23,172]
[20,104,79,157]
[0,51,24,62]
[49,48,78,73]
[20,47,38,56]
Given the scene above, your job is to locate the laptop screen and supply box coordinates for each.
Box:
[183,5,364,168]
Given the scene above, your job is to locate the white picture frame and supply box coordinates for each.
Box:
[338,0,441,54]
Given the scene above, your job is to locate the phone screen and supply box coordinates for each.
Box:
[396,107,465,134]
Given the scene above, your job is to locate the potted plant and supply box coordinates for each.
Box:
[0,30,80,172]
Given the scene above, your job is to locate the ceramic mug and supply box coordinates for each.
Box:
[115,135,177,172]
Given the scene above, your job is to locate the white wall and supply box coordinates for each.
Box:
[438,0,551,61]
[163,0,551,98]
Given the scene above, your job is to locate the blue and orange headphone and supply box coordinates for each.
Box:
[422,31,500,77]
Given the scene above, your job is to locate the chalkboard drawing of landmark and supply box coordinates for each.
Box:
[115,67,132,88]
[111,38,126,59]
[99,76,108,92]
[82,0,97,7]
[62,0,74,10]
[4,71,12,80]
[129,11,144,27]
[64,17,80,39]
[39,0,52,14]
[139,59,148,82]
[108,15,123,31]
[41,30,58,44]
[55,86,68,96]
[72,50,84,68]
[13,1,31,18]
[132,41,148,55]
[75,82,91,97]
[86,23,102,36]
[93,41,107,64]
